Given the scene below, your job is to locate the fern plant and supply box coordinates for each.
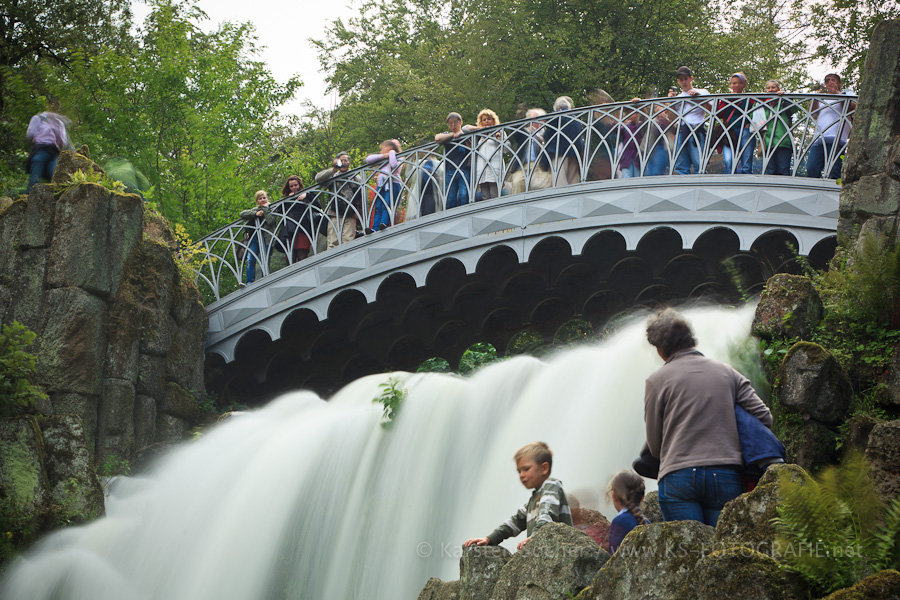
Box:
[772,452,900,594]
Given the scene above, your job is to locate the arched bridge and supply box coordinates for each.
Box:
[196,94,850,399]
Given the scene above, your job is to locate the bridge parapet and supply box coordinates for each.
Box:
[204,175,839,365]
[194,93,855,303]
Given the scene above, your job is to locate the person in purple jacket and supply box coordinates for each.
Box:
[643,308,772,526]
[25,103,70,191]
[365,139,403,231]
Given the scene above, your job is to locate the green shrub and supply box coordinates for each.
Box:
[772,452,900,594]
[373,376,407,430]
[0,321,47,417]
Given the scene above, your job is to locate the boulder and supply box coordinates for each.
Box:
[640,491,663,525]
[18,184,55,250]
[460,544,511,600]
[591,520,714,600]
[158,381,200,422]
[818,569,900,600]
[51,148,103,185]
[492,523,608,600]
[879,344,900,407]
[155,413,190,444]
[777,342,853,425]
[752,275,823,341]
[715,464,812,556]
[571,507,610,550]
[687,547,806,600]
[843,414,878,453]
[38,414,104,524]
[865,420,900,503]
[778,417,838,473]
[36,287,106,396]
[6,247,49,334]
[418,578,460,600]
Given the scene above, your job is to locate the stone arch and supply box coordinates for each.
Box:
[582,290,627,328]
[280,308,320,340]
[661,254,711,297]
[636,227,684,276]
[607,256,654,302]
[528,236,574,286]
[341,353,383,386]
[386,335,428,371]
[530,296,574,336]
[425,258,468,309]
[634,283,673,308]
[326,288,368,327]
[233,329,273,363]
[581,230,628,278]
[376,272,418,308]
[354,310,398,360]
[308,329,351,362]
[476,244,521,277]
[506,329,545,355]
[554,318,593,344]
[692,227,741,273]
[750,229,801,277]
[808,235,838,270]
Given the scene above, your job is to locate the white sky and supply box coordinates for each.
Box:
[131,0,357,118]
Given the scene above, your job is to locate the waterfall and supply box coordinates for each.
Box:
[1,306,759,599]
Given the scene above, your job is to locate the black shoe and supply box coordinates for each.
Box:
[378,223,387,231]
[364,228,374,235]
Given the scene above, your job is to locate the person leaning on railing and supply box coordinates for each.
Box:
[316,152,362,248]
[506,107,550,194]
[365,139,403,231]
[640,100,675,177]
[239,190,276,285]
[615,99,647,178]
[277,175,317,263]
[714,72,756,174]
[435,112,473,209]
[462,108,504,201]
[543,96,585,186]
[807,73,856,180]
[669,66,711,175]
[757,80,796,176]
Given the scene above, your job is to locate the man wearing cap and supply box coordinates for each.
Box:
[715,72,756,174]
[668,67,711,175]
[316,152,362,249]
[435,112,472,209]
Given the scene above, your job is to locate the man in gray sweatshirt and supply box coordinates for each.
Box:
[643,308,772,526]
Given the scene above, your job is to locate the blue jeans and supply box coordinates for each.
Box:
[27,146,59,191]
[674,126,705,175]
[722,126,756,174]
[765,147,792,176]
[245,233,268,284]
[645,144,669,176]
[658,466,743,527]
[620,163,638,178]
[445,167,470,209]
[372,181,401,230]
[806,138,844,179]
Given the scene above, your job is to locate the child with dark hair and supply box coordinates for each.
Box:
[365,139,403,230]
[607,469,649,553]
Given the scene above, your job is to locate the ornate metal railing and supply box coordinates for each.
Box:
[194,92,855,301]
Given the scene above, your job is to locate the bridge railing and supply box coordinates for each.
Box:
[195,92,855,301]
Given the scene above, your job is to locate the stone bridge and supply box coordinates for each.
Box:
[197,94,849,399]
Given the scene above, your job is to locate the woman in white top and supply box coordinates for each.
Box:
[806,73,856,179]
[464,109,504,200]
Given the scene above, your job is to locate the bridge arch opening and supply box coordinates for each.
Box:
[327,289,368,327]
[234,329,274,363]
[376,272,418,309]
[809,236,838,270]
[581,230,628,279]
[750,229,801,277]
[637,227,684,276]
[528,237,573,285]
[426,258,467,308]
[582,290,627,329]
[386,335,428,372]
[530,296,574,337]
[607,257,654,302]
[554,319,593,344]
[280,308,320,340]
[476,245,520,278]
[662,254,712,298]
[634,283,674,308]
[692,227,741,272]
[507,329,545,355]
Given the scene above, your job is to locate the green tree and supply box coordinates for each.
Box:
[0,0,133,191]
[795,0,900,87]
[54,0,301,237]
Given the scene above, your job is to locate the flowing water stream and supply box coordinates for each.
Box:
[1,305,760,599]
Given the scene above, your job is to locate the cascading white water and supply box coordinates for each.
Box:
[1,306,760,599]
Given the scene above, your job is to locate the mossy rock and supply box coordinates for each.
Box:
[591,520,713,600]
[460,544,511,600]
[777,342,853,425]
[686,547,807,600]
[818,569,900,600]
[753,274,823,341]
[50,148,103,185]
[715,463,812,555]
[417,577,460,600]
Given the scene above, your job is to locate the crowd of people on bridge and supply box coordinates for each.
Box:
[236,66,855,284]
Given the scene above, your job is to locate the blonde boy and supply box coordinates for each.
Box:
[464,442,573,550]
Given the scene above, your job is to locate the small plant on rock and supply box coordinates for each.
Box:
[0,321,47,417]
[373,376,407,430]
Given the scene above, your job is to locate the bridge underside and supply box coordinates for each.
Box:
[205,225,835,402]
